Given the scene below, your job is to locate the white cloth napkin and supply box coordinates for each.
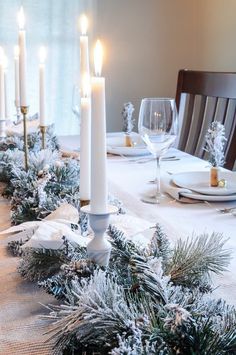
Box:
[23,220,87,249]
[162,174,197,202]
[163,180,193,200]
[0,203,86,250]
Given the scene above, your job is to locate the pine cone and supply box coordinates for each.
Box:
[61,259,95,278]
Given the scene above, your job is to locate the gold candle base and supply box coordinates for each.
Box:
[80,199,90,208]
[40,125,47,149]
[21,106,29,172]
[125,134,133,147]
[210,166,219,187]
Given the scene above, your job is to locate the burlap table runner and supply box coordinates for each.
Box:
[0,184,56,355]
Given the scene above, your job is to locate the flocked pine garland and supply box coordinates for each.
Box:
[0,149,81,224]
[8,224,236,355]
[0,126,83,224]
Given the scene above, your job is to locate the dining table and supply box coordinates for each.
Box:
[0,134,235,354]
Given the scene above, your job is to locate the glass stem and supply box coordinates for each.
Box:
[156,156,161,202]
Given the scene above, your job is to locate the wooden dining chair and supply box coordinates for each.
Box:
[175,69,236,170]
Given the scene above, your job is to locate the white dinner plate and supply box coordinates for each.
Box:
[172,171,236,196]
[106,133,150,156]
[180,191,236,202]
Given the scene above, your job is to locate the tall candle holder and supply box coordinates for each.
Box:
[81,205,118,267]
[21,105,29,171]
[40,125,47,149]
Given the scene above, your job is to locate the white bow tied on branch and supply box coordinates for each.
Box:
[204,121,227,167]
[0,203,87,250]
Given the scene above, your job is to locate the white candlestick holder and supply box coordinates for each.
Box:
[81,204,118,267]
[0,119,6,139]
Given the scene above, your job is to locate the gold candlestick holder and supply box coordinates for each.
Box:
[40,125,47,149]
[21,106,29,172]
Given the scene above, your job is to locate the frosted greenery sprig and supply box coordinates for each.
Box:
[0,124,59,153]
[122,102,135,134]
[204,121,227,167]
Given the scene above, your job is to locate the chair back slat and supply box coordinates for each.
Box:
[225,108,236,167]
[195,96,217,158]
[224,100,236,142]
[214,98,228,123]
[185,95,206,155]
[175,70,236,170]
[178,94,194,151]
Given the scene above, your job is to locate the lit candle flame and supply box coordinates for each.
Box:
[39,46,47,64]
[94,40,103,77]
[14,45,20,59]
[80,14,88,35]
[82,73,91,98]
[18,6,25,30]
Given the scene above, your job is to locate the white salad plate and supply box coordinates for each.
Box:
[106,133,150,156]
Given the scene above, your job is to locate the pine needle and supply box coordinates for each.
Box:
[167,232,231,287]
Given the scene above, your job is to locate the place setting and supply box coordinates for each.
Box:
[167,122,236,210]
[137,100,236,211]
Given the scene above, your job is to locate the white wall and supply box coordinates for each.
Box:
[95,0,198,131]
[196,0,236,71]
[95,0,236,131]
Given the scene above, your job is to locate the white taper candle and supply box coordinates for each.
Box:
[14,46,20,108]
[39,46,46,126]
[0,47,5,120]
[80,15,90,78]
[18,7,27,107]
[3,56,9,120]
[91,40,107,213]
[80,74,91,200]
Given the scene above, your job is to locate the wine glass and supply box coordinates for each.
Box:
[138,98,178,204]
